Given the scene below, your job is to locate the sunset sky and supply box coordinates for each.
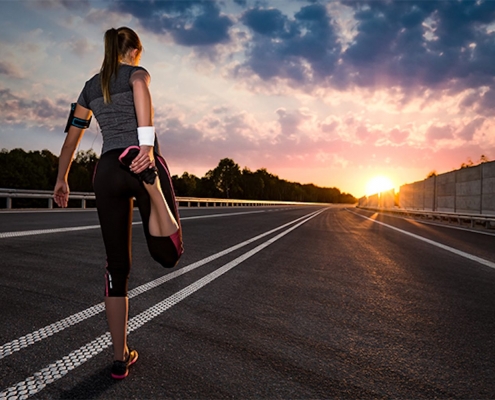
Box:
[1,0,495,198]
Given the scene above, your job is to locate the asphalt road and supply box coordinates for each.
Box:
[1,205,495,399]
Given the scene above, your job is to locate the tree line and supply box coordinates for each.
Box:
[0,148,356,207]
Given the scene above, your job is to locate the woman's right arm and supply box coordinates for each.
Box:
[129,69,155,174]
[54,104,92,208]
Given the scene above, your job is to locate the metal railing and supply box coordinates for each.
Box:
[0,188,322,210]
[357,204,495,229]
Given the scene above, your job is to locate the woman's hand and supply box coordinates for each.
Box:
[54,179,70,208]
[130,145,155,174]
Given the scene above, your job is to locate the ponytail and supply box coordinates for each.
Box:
[100,28,119,104]
[100,27,143,104]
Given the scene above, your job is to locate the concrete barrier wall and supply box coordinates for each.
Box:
[436,171,455,212]
[424,177,435,211]
[368,193,379,208]
[380,189,395,208]
[399,181,424,209]
[357,190,395,209]
[456,166,481,213]
[482,162,495,215]
[397,160,495,215]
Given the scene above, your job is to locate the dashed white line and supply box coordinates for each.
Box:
[0,209,324,360]
[0,209,283,239]
[0,208,326,399]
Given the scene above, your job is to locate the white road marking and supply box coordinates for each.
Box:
[351,208,495,237]
[0,208,326,399]
[0,209,288,239]
[348,210,495,270]
[0,209,324,360]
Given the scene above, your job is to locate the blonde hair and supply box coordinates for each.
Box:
[100,27,142,104]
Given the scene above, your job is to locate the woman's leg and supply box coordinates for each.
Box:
[94,150,134,362]
[134,153,184,268]
[119,146,179,238]
[105,297,129,361]
[142,176,179,237]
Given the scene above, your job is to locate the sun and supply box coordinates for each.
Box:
[365,176,394,196]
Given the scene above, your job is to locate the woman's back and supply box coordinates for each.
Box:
[77,65,147,154]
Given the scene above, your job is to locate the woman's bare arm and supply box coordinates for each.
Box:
[129,69,155,174]
[54,104,92,207]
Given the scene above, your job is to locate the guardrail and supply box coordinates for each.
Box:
[358,205,495,229]
[0,188,322,209]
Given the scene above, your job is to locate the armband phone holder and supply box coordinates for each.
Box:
[64,103,92,133]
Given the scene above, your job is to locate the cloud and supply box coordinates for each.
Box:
[31,0,90,10]
[112,0,233,46]
[231,0,495,107]
[457,117,485,141]
[238,3,341,85]
[388,128,410,144]
[0,61,22,78]
[426,124,454,142]
[154,104,446,176]
[0,88,69,128]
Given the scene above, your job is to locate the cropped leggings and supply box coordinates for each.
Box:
[93,148,183,297]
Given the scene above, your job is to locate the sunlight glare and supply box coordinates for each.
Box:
[365,176,394,196]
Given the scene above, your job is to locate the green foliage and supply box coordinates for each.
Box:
[0,148,98,192]
[172,172,200,197]
[0,149,357,204]
[0,148,58,190]
[173,158,357,204]
[460,155,490,169]
[205,158,242,199]
[69,150,99,192]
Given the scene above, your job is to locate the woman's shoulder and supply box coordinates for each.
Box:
[82,73,100,88]
[120,64,149,75]
[125,65,150,85]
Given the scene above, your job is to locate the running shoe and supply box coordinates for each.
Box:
[119,146,157,185]
[111,349,139,379]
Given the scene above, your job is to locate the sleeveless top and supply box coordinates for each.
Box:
[77,65,149,154]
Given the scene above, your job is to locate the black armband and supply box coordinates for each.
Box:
[64,103,92,133]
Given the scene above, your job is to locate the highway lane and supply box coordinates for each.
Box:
[1,205,495,399]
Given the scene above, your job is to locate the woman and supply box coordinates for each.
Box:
[54,27,183,379]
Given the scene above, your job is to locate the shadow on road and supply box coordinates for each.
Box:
[59,365,120,399]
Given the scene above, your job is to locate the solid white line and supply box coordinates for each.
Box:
[0,209,284,239]
[0,225,102,239]
[349,208,495,237]
[182,210,269,220]
[0,208,327,399]
[348,210,495,270]
[0,209,324,360]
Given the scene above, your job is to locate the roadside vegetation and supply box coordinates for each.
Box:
[0,148,356,207]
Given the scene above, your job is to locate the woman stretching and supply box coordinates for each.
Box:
[54,27,183,379]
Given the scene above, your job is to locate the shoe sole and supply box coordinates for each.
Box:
[118,146,140,166]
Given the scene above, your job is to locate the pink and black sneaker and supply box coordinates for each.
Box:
[111,349,139,379]
[119,146,158,185]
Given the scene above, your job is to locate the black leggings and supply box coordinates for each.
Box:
[93,149,183,297]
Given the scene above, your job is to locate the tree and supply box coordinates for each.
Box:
[172,172,200,197]
[0,148,55,190]
[66,149,99,192]
[0,150,358,205]
[206,158,242,198]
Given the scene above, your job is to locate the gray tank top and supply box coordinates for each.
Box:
[77,65,150,154]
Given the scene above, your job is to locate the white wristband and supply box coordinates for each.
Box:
[137,126,155,146]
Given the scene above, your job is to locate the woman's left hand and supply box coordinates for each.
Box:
[130,145,155,174]
[54,179,70,208]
